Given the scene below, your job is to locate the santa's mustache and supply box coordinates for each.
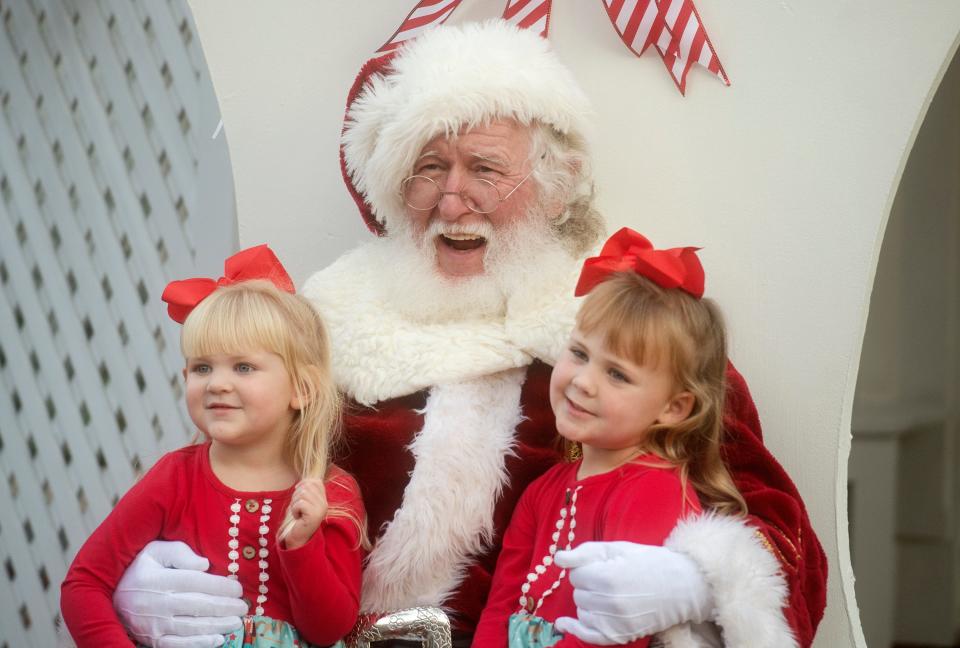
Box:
[421,219,496,247]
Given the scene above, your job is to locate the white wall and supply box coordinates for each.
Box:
[186,2,960,646]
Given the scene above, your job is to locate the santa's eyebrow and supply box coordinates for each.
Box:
[416,150,440,161]
[470,152,509,166]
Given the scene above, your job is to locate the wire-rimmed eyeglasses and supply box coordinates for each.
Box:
[400,170,534,214]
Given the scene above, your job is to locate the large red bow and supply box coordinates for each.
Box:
[161,244,295,324]
[575,227,704,298]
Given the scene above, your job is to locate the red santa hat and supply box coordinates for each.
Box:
[340,19,594,236]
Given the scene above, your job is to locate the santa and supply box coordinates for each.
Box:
[112,20,826,648]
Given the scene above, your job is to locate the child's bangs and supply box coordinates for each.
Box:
[575,277,677,371]
[181,286,291,360]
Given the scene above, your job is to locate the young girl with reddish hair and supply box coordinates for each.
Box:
[476,228,746,648]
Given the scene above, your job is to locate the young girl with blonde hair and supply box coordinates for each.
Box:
[61,245,366,648]
[475,228,745,648]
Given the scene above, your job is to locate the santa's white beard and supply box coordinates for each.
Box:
[371,210,576,324]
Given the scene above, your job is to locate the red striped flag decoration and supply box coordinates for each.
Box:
[502,0,553,38]
[602,0,729,94]
[376,0,464,53]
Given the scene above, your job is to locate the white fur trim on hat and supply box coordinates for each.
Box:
[342,19,593,233]
[664,513,799,648]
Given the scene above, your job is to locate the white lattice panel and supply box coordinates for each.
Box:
[0,1,235,645]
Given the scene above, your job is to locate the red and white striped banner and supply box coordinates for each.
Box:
[376,0,727,94]
[602,0,728,94]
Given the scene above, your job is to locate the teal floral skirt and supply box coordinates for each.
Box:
[508,613,564,648]
[222,616,346,648]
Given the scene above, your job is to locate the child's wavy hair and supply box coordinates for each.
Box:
[181,280,370,547]
[576,272,746,516]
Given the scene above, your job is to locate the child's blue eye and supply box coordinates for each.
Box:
[236,363,254,373]
[608,369,629,383]
[192,364,211,374]
[570,348,587,361]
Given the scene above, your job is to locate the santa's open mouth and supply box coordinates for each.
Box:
[439,233,486,252]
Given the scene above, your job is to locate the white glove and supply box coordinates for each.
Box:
[552,541,713,645]
[113,540,248,647]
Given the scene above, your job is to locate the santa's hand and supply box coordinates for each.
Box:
[113,540,247,647]
[553,541,712,645]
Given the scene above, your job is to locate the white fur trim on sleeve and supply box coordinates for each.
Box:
[664,514,799,648]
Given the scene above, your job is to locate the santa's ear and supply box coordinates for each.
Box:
[545,156,582,224]
[658,391,695,426]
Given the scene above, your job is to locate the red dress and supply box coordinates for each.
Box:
[474,457,702,647]
[60,443,364,647]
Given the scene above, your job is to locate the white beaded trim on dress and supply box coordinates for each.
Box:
[225,497,274,616]
[227,499,241,579]
[256,499,273,616]
[518,485,582,613]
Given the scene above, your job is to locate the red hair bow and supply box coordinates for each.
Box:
[575,228,705,298]
[161,244,295,324]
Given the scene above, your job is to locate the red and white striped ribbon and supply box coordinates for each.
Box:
[376,0,726,94]
[377,0,552,54]
[502,0,553,38]
[602,0,728,94]
[376,0,464,53]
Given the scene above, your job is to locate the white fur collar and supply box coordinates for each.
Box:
[302,241,581,405]
[359,369,526,611]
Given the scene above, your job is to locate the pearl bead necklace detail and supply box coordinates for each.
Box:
[255,499,273,616]
[518,485,582,613]
[225,497,274,617]
[227,499,242,578]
